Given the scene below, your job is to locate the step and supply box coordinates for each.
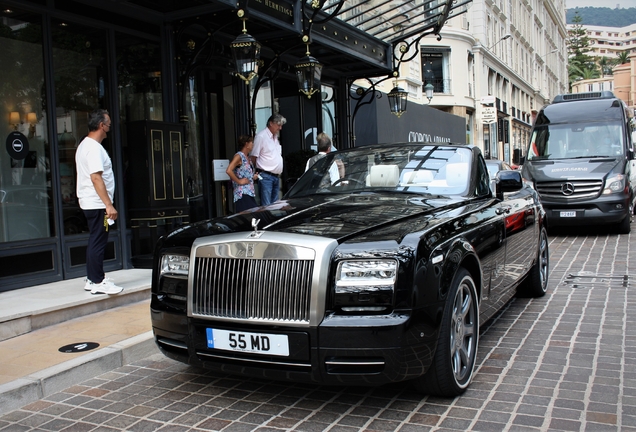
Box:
[0,269,152,342]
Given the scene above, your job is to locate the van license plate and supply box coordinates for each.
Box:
[206,328,289,356]
[559,211,576,217]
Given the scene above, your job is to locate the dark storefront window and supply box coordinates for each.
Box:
[51,20,110,236]
[116,33,163,233]
[117,34,163,124]
[422,50,450,94]
[0,12,54,243]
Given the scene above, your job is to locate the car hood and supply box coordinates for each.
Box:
[161,193,468,249]
[523,158,623,182]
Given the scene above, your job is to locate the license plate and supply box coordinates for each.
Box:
[559,211,576,217]
[206,328,289,356]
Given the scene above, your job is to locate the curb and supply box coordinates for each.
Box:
[0,331,158,415]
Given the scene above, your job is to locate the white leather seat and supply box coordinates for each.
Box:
[445,163,469,187]
[367,165,399,187]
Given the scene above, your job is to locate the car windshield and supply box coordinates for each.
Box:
[527,121,624,160]
[286,144,473,198]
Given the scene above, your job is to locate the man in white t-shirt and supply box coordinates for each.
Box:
[75,109,123,295]
[251,113,286,206]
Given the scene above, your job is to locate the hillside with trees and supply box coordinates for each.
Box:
[566,7,636,26]
[566,9,633,89]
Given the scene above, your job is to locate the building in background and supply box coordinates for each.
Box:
[367,0,569,164]
[578,23,636,59]
[568,23,636,108]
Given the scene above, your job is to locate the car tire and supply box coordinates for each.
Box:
[518,227,549,298]
[616,213,631,234]
[414,268,478,397]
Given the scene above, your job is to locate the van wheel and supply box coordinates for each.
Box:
[616,213,631,234]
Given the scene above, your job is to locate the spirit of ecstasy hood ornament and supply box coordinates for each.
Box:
[249,218,262,238]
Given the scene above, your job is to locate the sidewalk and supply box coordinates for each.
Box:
[0,269,158,415]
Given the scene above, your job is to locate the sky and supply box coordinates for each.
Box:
[566,0,636,8]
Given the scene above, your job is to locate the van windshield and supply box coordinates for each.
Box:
[527,121,624,160]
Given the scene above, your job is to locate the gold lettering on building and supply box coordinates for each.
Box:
[263,0,293,16]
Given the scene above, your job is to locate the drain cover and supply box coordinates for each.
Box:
[561,272,632,289]
[58,342,100,353]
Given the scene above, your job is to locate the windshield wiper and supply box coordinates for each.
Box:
[567,155,615,160]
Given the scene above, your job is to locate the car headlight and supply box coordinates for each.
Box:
[160,254,190,278]
[603,174,625,195]
[335,259,397,312]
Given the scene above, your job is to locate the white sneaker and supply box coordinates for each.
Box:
[90,278,123,295]
[84,277,113,291]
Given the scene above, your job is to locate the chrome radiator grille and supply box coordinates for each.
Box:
[536,179,603,200]
[192,257,314,323]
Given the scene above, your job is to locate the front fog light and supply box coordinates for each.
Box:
[335,259,397,310]
[160,254,190,277]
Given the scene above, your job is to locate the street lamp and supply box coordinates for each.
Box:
[387,81,408,117]
[487,33,511,50]
[539,48,558,62]
[230,11,261,84]
[534,48,559,103]
[295,40,323,99]
[424,82,434,103]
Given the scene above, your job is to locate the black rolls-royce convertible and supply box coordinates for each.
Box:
[150,143,549,396]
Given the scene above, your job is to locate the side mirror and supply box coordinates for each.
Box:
[496,170,523,196]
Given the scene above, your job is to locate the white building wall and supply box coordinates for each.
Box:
[365,0,568,162]
[412,0,567,161]
[576,23,636,58]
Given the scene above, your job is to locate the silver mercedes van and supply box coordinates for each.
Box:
[521,91,636,233]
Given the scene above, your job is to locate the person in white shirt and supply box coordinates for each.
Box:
[251,113,286,206]
[305,132,333,171]
[75,109,123,295]
[305,133,345,184]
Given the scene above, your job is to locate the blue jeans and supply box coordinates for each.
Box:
[258,172,280,206]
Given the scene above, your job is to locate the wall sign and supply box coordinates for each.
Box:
[5,131,29,160]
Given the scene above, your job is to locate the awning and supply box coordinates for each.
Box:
[7,0,471,80]
[324,0,473,45]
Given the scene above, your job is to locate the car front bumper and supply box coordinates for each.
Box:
[540,193,631,226]
[151,308,439,386]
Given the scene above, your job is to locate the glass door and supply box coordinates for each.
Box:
[50,20,121,278]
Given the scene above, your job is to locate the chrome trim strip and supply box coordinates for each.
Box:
[324,360,385,366]
[157,337,187,349]
[196,351,311,368]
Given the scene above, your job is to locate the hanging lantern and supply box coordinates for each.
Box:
[295,43,322,99]
[387,83,408,117]
[230,18,261,84]
[424,82,434,103]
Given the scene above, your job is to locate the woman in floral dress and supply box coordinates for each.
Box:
[226,135,258,212]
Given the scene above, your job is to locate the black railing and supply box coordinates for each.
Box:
[423,78,451,94]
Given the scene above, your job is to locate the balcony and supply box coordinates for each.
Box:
[423,78,451,94]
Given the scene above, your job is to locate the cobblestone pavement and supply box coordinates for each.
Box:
[1,227,635,432]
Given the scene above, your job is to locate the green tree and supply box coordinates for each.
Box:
[569,63,601,83]
[597,56,614,77]
[617,51,630,65]
[567,12,597,89]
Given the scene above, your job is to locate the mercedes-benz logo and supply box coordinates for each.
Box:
[561,182,575,196]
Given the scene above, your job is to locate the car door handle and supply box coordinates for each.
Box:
[496,206,511,215]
